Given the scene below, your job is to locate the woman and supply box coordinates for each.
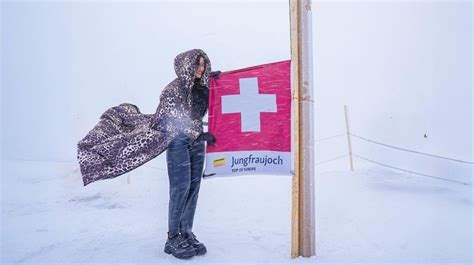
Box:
[78,48,218,258]
[160,49,219,259]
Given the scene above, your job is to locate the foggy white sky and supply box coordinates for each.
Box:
[1,1,472,180]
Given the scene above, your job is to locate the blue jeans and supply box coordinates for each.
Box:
[166,133,205,236]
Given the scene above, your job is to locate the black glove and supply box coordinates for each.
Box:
[196,132,216,146]
[209,71,222,80]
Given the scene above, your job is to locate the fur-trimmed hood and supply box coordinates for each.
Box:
[173,48,212,91]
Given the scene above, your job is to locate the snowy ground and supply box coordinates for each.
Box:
[1,159,472,265]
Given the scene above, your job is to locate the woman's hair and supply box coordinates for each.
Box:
[195,55,202,64]
[196,55,206,66]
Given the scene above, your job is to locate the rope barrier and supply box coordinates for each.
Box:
[143,165,167,171]
[315,133,346,143]
[350,133,474,165]
[353,153,472,186]
[315,153,348,166]
[2,158,75,163]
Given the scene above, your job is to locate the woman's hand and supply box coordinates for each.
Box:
[196,132,216,146]
[209,71,222,80]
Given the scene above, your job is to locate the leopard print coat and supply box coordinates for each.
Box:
[77,49,212,186]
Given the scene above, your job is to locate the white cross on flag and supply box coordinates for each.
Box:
[204,60,292,178]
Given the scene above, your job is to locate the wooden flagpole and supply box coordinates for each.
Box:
[344,105,354,171]
[290,0,300,256]
[290,0,315,258]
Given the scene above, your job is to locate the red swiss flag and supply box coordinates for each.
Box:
[207,60,291,153]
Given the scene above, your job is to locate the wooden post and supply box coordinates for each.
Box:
[290,0,315,258]
[290,0,300,256]
[344,105,354,171]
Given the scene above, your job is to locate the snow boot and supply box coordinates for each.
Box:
[164,232,196,259]
[183,232,207,255]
